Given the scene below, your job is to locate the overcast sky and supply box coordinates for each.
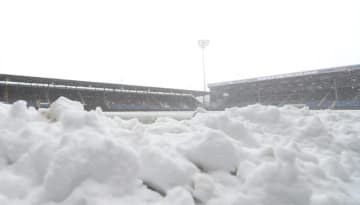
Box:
[0,0,359,90]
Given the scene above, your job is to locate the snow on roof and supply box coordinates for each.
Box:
[209,64,360,88]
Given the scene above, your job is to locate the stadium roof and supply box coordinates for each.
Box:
[209,64,360,88]
[0,74,208,96]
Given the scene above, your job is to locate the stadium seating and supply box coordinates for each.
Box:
[209,64,360,110]
[0,85,202,111]
[0,74,206,111]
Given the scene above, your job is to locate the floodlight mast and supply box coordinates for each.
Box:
[198,40,209,104]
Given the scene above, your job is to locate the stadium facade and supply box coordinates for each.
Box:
[209,64,360,110]
[0,74,207,111]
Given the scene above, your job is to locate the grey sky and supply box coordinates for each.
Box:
[0,0,359,90]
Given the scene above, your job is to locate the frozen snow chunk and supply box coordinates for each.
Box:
[307,164,327,179]
[215,114,258,147]
[0,127,46,164]
[0,157,7,169]
[0,195,9,205]
[320,157,350,181]
[296,151,319,164]
[114,117,142,130]
[192,173,216,203]
[227,104,281,124]
[256,146,275,160]
[311,194,342,205]
[209,171,240,188]
[299,116,328,138]
[335,134,360,153]
[207,194,258,205]
[246,161,312,205]
[60,110,104,131]
[0,170,32,199]
[10,100,28,118]
[161,187,195,205]
[180,129,239,172]
[191,112,258,147]
[146,118,190,135]
[0,101,40,130]
[340,151,360,176]
[236,160,256,181]
[47,97,84,121]
[57,179,159,205]
[43,133,140,202]
[12,141,57,184]
[274,147,296,164]
[263,181,312,205]
[140,146,198,194]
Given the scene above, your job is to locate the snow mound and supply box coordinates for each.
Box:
[0,98,359,205]
[140,146,198,194]
[161,186,195,205]
[43,133,140,202]
[191,111,258,147]
[192,173,216,203]
[180,129,239,172]
[47,96,84,120]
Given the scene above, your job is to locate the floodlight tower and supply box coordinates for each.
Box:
[198,40,209,104]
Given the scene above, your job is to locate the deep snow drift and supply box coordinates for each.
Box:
[0,97,359,205]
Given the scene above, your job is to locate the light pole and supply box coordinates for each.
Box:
[198,40,209,104]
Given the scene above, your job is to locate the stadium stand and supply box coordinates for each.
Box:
[209,64,360,110]
[0,74,206,111]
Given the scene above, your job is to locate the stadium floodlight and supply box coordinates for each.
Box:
[198,40,209,104]
[199,40,210,49]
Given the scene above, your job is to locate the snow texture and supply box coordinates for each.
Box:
[0,98,359,205]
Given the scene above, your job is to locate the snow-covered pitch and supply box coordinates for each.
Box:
[0,97,359,205]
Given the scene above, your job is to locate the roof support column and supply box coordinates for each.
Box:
[4,79,8,103]
[334,80,338,102]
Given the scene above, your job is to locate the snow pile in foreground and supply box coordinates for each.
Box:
[0,97,360,205]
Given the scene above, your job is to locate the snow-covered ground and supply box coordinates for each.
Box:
[104,111,197,123]
[0,97,360,205]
